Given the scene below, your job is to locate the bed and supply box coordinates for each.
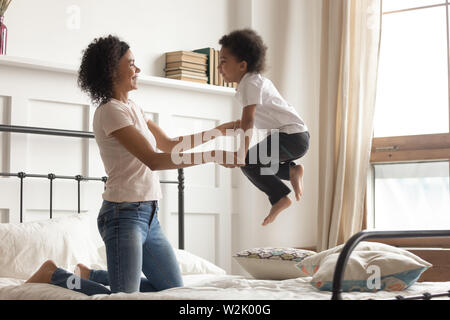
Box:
[0,124,450,301]
[1,273,450,300]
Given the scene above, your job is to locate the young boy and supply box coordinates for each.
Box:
[218,29,310,226]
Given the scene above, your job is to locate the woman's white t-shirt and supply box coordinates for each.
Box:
[235,72,308,134]
[93,98,162,202]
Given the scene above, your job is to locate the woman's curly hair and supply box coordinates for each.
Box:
[219,29,267,73]
[77,35,130,106]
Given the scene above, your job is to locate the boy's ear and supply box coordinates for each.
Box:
[239,60,248,72]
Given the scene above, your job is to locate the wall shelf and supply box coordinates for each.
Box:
[0,55,236,97]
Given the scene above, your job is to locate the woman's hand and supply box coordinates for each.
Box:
[216,120,241,136]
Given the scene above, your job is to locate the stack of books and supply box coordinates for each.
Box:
[193,47,237,88]
[165,51,209,84]
[165,48,238,88]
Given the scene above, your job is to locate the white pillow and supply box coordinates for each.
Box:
[175,249,226,275]
[233,247,316,280]
[95,246,226,276]
[295,241,432,292]
[0,213,102,279]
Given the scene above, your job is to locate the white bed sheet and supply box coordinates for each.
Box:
[1,275,449,300]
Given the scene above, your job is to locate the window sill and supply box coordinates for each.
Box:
[367,237,450,249]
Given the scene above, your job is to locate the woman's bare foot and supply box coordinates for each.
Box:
[25,260,57,284]
[262,196,292,226]
[74,263,91,280]
[289,164,304,201]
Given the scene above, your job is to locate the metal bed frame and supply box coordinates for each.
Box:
[331,229,450,300]
[0,124,186,250]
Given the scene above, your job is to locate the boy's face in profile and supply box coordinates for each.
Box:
[218,47,247,83]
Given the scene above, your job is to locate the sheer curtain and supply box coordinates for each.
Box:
[317,0,382,251]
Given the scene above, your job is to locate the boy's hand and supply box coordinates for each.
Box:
[216,120,241,135]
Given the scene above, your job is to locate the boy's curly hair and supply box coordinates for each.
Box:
[77,35,130,106]
[219,29,267,73]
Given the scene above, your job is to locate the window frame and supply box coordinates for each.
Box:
[368,1,450,247]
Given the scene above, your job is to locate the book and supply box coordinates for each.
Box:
[216,48,225,87]
[224,82,238,88]
[214,49,219,86]
[165,66,207,73]
[193,47,215,85]
[218,69,224,87]
[166,69,207,78]
[166,73,208,81]
[166,75,208,84]
[166,61,207,72]
[166,51,207,65]
[166,50,207,59]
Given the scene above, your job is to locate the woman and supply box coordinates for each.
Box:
[25,35,240,295]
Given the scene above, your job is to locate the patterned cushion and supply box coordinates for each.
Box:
[234,247,316,280]
[235,247,315,262]
[295,242,432,292]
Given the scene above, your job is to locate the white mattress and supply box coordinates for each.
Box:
[1,275,449,300]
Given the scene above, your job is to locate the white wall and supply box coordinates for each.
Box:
[4,0,235,76]
[2,0,322,276]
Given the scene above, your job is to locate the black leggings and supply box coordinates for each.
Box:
[241,131,310,205]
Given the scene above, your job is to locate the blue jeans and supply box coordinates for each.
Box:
[50,200,184,295]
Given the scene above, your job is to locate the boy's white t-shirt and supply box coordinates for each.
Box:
[93,98,162,203]
[235,72,308,134]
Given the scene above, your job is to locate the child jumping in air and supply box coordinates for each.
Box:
[218,29,310,226]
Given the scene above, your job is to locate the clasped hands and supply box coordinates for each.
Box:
[215,120,245,169]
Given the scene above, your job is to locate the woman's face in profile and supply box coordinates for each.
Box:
[114,49,141,92]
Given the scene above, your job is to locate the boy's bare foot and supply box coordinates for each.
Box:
[289,164,304,201]
[262,196,292,226]
[25,260,57,284]
[74,263,91,280]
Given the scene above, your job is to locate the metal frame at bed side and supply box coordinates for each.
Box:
[331,229,450,300]
[0,124,185,250]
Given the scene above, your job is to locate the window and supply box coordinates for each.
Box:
[369,0,450,237]
[372,161,450,230]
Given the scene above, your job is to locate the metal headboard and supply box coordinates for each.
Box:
[0,124,185,249]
